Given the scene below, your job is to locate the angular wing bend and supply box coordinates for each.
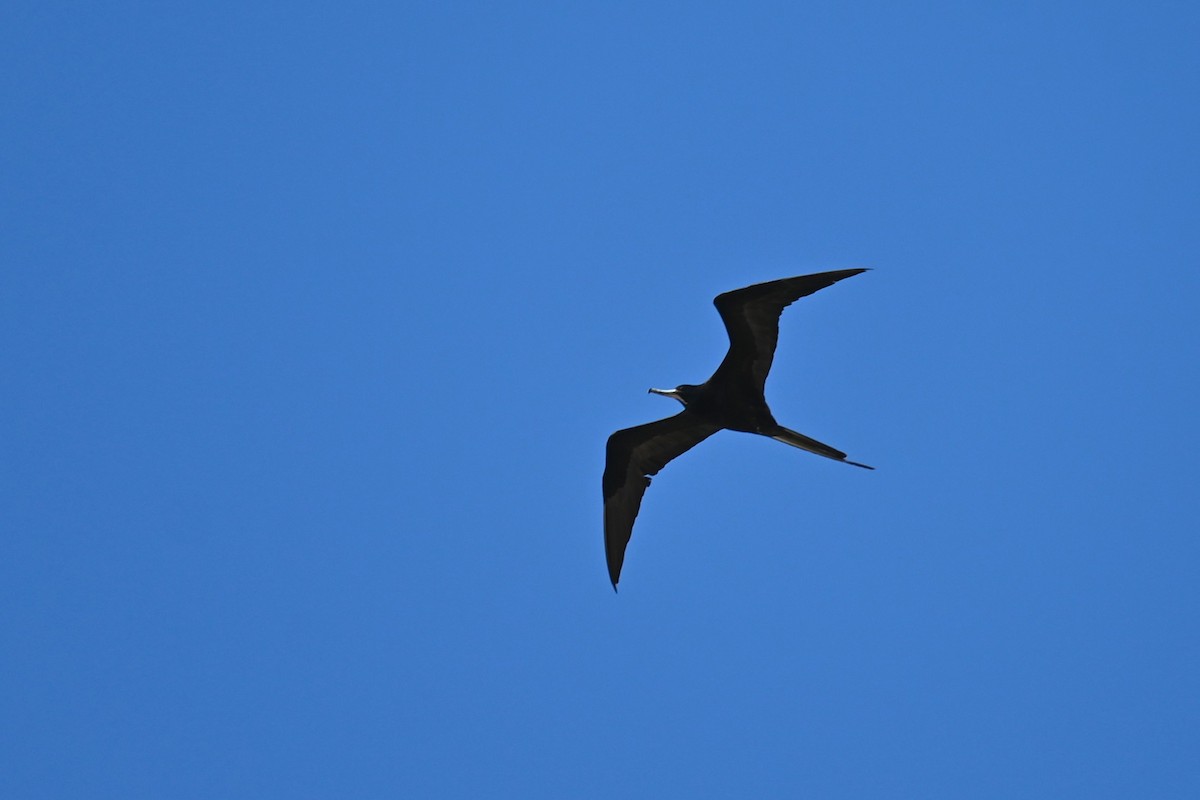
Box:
[711,268,867,394]
[602,411,720,589]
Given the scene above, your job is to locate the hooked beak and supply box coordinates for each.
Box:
[648,387,685,406]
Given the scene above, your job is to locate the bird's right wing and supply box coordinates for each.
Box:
[603,411,721,589]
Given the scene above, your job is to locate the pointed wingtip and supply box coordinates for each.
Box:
[611,581,619,594]
[846,459,875,470]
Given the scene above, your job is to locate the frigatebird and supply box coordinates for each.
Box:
[602,269,872,589]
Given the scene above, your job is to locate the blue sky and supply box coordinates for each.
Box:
[3,1,1198,797]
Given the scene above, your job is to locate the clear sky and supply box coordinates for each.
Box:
[3,2,1198,797]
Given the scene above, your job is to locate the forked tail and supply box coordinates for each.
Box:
[768,425,874,470]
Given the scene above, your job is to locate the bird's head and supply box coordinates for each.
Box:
[648,384,701,407]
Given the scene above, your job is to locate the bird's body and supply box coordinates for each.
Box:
[602,269,872,589]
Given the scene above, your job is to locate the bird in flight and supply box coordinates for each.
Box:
[602,269,872,589]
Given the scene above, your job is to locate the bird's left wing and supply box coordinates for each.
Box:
[603,411,721,589]
[711,269,867,393]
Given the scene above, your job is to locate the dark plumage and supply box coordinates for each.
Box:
[602,269,872,589]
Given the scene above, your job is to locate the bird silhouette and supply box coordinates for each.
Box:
[602,269,872,589]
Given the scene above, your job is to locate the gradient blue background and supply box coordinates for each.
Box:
[3,2,1198,797]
